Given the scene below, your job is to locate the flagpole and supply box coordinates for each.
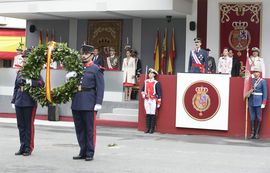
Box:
[245,98,248,140]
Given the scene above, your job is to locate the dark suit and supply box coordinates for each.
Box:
[208,56,216,74]
[231,57,240,77]
[188,48,208,73]
[11,71,44,153]
[71,62,104,158]
[93,55,104,67]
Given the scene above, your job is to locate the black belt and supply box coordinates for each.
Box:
[79,87,96,92]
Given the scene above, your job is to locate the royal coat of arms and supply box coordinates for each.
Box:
[228,21,251,56]
[192,86,211,116]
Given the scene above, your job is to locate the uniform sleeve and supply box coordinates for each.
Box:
[204,51,208,73]
[212,58,217,73]
[141,81,145,97]
[31,76,45,87]
[155,81,162,105]
[262,80,267,105]
[11,75,19,104]
[188,51,192,72]
[95,69,105,105]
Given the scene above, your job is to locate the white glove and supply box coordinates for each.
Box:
[141,93,145,99]
[157,104,160,108]
[94,104,102,111]
[261,104,266,109]
[12,104,15,109]
[26,79,32,86]
[65,71,77,80]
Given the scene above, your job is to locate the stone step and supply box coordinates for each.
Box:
[112,108,138,115]
[99,113,138,122]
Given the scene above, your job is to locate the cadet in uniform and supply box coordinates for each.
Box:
[141,68,161,134]
[67,44,104,161]
[188,38,208,73]
[248,65,267,139]
[11,49,45,156]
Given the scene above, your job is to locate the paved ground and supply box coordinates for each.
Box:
[1,118,270,173]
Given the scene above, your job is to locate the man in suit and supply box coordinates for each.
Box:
[66,44,104,161]
[248,65,267,139]
[188,38,208,73]
[11,49,45,156]
[92,48,104,68]
[229,49,241,77]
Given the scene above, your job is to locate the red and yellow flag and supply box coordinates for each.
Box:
[0,29,25,60]
[167,29,175,75]
[243,48,252,100]
[45,29,49,44]
[160,28,167,74]
[153,30,160,72]
[45,41,56,103]
[39,30,43,45]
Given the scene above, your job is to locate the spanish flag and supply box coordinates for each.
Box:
[167,29,175,75]
[160,28,167,74]
[39,30,43,45]
[243,48,252,100]
[0,29,25,60]
[153,30,160,72]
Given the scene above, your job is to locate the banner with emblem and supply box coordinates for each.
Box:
[219,3,261,73]
[175,73,230,130]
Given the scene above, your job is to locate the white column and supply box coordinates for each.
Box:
[68,19,78,49]
[185,0,197,72]
[132,18,142,56]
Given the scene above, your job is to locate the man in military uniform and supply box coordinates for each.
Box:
[205,48,216,74]
[66,44,104,161]
[11,49,45,156]
[248,65,267,139]
[141,68,162,134]
[13,46,24,68]
[188,38,208,73]
[106,47,119,70]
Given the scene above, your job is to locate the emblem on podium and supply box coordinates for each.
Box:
[183,81,220,121]
[192,86,210,116]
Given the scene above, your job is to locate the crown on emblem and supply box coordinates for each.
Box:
[195,86,208,94]
[232,21,248,30]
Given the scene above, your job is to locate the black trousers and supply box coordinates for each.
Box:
[15,106,36,152]
[72,110,96,157]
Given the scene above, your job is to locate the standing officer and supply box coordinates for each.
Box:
[188,38,208,73]
[248,65,267,139]
[141,68,162,134]
[205,48,216,74]
[67,44,104,161]
[11,49,45,156]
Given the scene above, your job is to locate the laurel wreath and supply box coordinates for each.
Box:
[21,42,83,106]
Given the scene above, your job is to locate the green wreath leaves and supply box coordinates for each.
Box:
[21,42,83,106]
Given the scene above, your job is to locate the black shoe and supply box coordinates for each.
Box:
[15,150,24,156]
[254,134,260,139]
[144,129,150,133]
[85,156,93,161]
[149,129,154,134]
[73,155,86,160]
[23,151,31,156]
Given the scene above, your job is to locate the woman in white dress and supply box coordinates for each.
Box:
[217,47,233,74]
[122,49,136,101]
